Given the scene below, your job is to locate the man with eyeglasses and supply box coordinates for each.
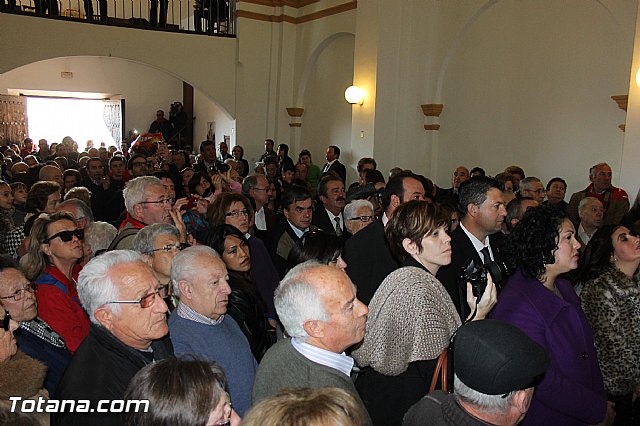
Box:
[110,176,186,250]
[243,174,277,243]
[0,255,71,395]
[54,250,173,426]
[133,223,185,312]
[343,199,376,236]
[169,246,257,417]
[128,154,151,178]
[269,185,317,277]
[78,156,126,223]
[518,177,546,204]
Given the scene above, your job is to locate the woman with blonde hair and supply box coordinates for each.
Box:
[20,211,89,353]
[242,387,366,426]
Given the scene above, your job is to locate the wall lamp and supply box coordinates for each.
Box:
[345,86,365,105]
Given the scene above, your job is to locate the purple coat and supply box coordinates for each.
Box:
[489,270,607,425]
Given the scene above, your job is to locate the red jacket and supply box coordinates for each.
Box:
[35,264,89,353]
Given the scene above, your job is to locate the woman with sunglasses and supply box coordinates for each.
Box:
[207,225,276,362]
[20,212,89,353]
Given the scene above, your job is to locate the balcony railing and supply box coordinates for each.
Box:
[0,0,236,36]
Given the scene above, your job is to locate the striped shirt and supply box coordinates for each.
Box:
[176,301,225,326]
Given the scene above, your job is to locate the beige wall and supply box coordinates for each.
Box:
[622,3,640,205]
[350,0,637,197]
[0,13,237,115]
[2,0,640,198]
[193,86,235,150]
[0,56,183,139]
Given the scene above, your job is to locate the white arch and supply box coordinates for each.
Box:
[294,32,356,107]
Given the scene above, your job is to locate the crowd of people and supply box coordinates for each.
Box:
[1,133,639,426]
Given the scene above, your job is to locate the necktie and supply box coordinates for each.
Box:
[334,216,342,236]
[480,246,491,263]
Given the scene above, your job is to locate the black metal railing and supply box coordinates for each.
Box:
[0,0,235,36]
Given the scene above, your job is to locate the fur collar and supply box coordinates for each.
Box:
[0,351,47,399]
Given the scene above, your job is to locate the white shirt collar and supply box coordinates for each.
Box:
[288,220,308,238]
[382,212,390,226]
[291,337,354,377]
[254,206,266,230]
[460,223,494,261]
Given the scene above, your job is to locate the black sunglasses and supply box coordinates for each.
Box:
[44,229,84,243]
[2,311,11,332]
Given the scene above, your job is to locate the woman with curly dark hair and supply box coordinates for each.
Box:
[576,225,640,425]
[489,205,613,426]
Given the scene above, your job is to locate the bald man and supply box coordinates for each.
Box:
[39,165,64,188]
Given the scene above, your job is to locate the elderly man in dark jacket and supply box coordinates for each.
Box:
[54,250,173,426]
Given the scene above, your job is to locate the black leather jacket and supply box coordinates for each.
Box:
[227,270,276,362]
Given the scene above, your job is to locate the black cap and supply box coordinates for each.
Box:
[454,319,549,395]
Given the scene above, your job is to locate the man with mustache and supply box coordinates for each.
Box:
[312,175,348,237]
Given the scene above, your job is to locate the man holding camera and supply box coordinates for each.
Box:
[436,176,507,320]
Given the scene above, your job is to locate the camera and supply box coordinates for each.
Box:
[459,258,510,299]
[208,161,230,174]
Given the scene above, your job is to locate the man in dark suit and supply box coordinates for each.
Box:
[322,145,347,183]
[243,174,277,244]
[193,140,218,175]
[435,165,469,205]
[343,172,426,304]
[436,176,507,320]
[79,157,125,223]
[268,185,315,277]
[217,141,232,162]
[312,175,347,237]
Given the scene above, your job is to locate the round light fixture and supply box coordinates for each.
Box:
[345,86,365,105]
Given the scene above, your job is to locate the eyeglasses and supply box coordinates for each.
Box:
[0,284,34,302]
[44,228,84,243]
[348,215,375,223]
[138,198,173,207]
[225,209,249,218]
[2,310,11,332]
[149,243,190,254]
[105,285,169,309]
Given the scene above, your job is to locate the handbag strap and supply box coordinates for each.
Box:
[429,348,449,393]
